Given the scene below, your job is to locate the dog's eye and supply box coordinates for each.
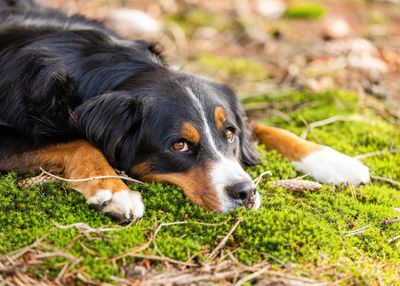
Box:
[226,128,235,143]
[171,140,190,152]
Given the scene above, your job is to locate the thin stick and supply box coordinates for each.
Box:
[143,270,238,285]
[52,220,134,234]
[253,171,272,187]
[380,217,400,225]
[127,253,197,267]
[354,149,400,160]
[34,251,77,262]
[153,221,190,257]
[343,226,370,238]
[10,232,53,260]
[293,173,311,180]
[108,220,226,263]
[39,167,144,185]
[234,267,269,286]
[301,115,365,139]
[388,235,400,243]
[153,221,227,256]
[371,175,400,187]
[107,237,153,262]
[207,217,244,261]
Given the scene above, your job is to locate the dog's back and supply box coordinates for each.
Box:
[0,5,165,162]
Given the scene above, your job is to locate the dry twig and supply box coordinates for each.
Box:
[153,221,226,257]
[52,220,134,234]
[253,171,272,187]
[300,115,365,139]
[125,253,197,267]
[40,167,144,185]
[207,217,244,261]
[234,267,269,285]
[380,217,400,225]
[354,149,400,160]
[388,235,400,243]
[18,168,145,189]
[371,175,400,187]
[343,225,370,238]
[140,269,237,286]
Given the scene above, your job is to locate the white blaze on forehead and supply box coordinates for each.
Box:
[186,87,259,212]
[186,87,222,158]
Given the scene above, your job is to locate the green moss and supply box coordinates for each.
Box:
[164,9,231,36]
[285,4,326,20]
[368,9,388,24]
[193,53,270,82]
[1,90,399,283]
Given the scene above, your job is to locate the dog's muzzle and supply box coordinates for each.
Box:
[225,181,257,209]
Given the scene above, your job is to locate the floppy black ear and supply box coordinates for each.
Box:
[74,92,142,170]
[236,105,260,166]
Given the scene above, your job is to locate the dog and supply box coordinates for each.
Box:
[0,6,370,223]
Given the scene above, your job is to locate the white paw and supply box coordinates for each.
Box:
[292,147,370,186]
[87,190,144,222]
[87,189,113,207]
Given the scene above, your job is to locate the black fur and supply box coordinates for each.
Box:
[0,8,259,176]
[0,0,43,10]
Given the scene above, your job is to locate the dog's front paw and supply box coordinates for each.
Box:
[292,147,370,186]
[87,190,144,224]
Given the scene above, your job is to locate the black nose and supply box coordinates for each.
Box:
[226,182,256,203]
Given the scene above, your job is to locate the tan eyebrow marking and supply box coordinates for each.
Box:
[214,106,226,130]
[181,122,200,144]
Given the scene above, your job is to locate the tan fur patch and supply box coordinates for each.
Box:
[214,106,226,130]
[253,124,322,161]
[131,161,151,177]
[143,165,221,212]
[2,140,129,198]
[181,122,200,144]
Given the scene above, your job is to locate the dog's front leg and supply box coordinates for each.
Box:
[2,140,144,223]
[252,124,370,186]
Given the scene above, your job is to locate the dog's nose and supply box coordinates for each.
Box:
[226,181,256,204]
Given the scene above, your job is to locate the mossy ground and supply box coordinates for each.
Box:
[284,3,326,20]
[1,90,399,284]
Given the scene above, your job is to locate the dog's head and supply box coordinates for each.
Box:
[75,68,260,213]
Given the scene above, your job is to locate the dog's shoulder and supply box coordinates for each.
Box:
[0,8,164,64]
[0,8,108,34]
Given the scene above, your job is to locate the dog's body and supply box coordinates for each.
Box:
[0,7,369,222]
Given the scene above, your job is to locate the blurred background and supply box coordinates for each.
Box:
[44,0,400,113]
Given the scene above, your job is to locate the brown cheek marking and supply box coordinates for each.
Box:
[131,161,152,177]
[1,140,129,198]
[253,124,322,162]
[143,166,221,212]
[181,122,200,144]
[214,106,226,130]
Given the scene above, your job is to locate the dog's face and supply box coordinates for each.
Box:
[76,70,260,213]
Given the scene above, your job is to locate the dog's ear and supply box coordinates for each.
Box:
[74,92,142,170]
[134,40,165,65]
[235,105,260,166]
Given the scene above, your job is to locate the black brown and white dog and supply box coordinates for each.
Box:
[0,4,370,223]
